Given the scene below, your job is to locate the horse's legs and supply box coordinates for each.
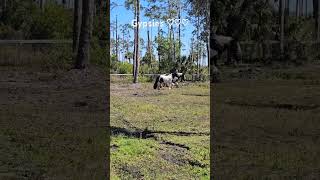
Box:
[211,65,221,83]
[235,52,242,66]
[211,55,219,67]
[168,81,172,89]
[213,53,220,67]
[231,41,242,66]
[226,47,233,65]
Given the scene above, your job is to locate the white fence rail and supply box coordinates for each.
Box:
[1,40,319,66]
[110,73,210,81]
[110,74,156,76]
[110,73,210,76]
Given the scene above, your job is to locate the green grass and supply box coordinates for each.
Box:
[111,82,210,179]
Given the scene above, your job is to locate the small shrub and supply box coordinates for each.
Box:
[44,45,72,71]
[90,39,108,68]
[118,62,133,74]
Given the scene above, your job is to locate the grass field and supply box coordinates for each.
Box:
[2,61,319,179]
[110,80,210,179]
[213,62,320,179]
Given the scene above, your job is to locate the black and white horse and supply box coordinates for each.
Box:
[153,72,183,90]
[172,72,184,87]
[170,68,185,82]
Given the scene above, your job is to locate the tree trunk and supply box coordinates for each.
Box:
[207,41,210,69]
[147,25,151,62]
[178,0,181,60]
[296,0,300,22]
[207,0,210,73]
[99,0,105,47]
[314,0,320,40]
[111,30,114,54]
[301,0,304,16]
[318,0,320,40]
[158,25,161,71]
[2,0,6,15]
[284,0,289,32]
[126,37,129,63]
[133,0,140,83]
[133,27,136,75]
[279,0,285,58]
[39,0,45,11]
[306,0,308,17]
[73,0,82,54]
[173,26,176,63]
[150,24,153,64]
[168,0,172,62]
[133,2,137,76]
[191,38,194,63]
[105,0,110,179]
[122,29,125,62]
[117,34,120,60]
[209,1,216,179]
[115,15,118,61]
[287,0,290,14]
[197,16,200,80]
[74,0,93,69]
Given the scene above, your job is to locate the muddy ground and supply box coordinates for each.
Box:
[0,66,108,180]
[213,62,320,179]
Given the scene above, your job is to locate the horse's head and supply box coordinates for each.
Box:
[172,72,179,80]
[172,72,185,82]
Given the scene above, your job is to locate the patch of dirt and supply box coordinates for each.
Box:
[52,66,107,88]
[118,164,144,179]
[160,141,190,150]
[159,150,187,166]
[0,65,108,179]
[159,147,206,168]
[111,126,157,139]
[152,130,210,136]
[110,144,119,152]
[111,124,210,139]
[225,100,320,111]
[213,63,320,178]
[182,93,210,97]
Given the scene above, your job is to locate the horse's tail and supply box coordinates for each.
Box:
[154,76,160,89]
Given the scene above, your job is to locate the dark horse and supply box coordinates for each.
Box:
[170,68,185,82]
[210,34,242,67]
[209,34,242,83]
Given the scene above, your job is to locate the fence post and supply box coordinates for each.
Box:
[14,43,17,65]
[18,41,22,65]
